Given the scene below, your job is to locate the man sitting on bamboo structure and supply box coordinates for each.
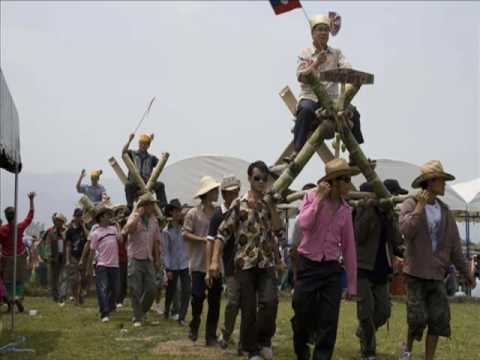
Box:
[76,169,107,205]
[122,133,168,210]
[398,161,476,360]
[292,14,364,163]
[354,179,406,360]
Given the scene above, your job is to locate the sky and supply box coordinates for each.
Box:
[0,1,479,199]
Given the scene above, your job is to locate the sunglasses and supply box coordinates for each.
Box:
[337,176,351,183]
[252,175,268,183]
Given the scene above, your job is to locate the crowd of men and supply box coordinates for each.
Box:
[0,12,478,360]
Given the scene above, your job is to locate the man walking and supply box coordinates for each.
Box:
[354,179,406,360]
[122,193,163,327]
[206,175,243,353]
[162,198,191,325]
[398,161,475,360]
[211,161,282,360]
[183,176,222,346]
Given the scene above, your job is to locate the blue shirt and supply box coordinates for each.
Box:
[162,223,189,271]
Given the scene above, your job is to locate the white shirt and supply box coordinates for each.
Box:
[425,200,442,251]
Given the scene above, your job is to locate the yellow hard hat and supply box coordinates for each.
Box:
[139,133,152,144]
[90,169,102,178]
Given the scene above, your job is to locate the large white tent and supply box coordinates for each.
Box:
[451,178,480,211]
[161,155,250,205]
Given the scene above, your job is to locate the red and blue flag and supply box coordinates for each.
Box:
[269,0,302,15]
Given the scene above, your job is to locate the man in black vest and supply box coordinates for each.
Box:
[122,133,167,210]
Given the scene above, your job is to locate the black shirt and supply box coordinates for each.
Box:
[208,206,235,277]
[65,225,88,260]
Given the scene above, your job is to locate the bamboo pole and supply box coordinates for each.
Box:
[285,189,410,204]
[268,118,336,201]
[145,152,169,191]
[278,85,334,164]
[109,156,128,185]
[121,152,163,218]
[121,152,148,192]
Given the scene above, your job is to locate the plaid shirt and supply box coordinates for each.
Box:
[216,193,276,271]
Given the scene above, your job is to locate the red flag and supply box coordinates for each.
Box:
[269,0,302,16]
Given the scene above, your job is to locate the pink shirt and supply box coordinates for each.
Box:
[124,212,161,261]
[89,225,119,268]
[298,191,357,295]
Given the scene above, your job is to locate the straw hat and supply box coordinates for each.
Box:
[411,160,455,189]
[135,192,159,208]
[94,206,114,222]
[53,212,67,223]
[194,176,220,198]
[319,158,360,183]
[309,14,330,30]
[221,175,241,192]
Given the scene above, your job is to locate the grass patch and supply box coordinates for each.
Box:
[0,295,479,359]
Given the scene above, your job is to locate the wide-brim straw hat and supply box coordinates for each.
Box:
[319,158,361,183]
[135,192,159,208]
[53,212,67,223]
[221,175,241,192]
[194,176,220,198]
[411,160,455,189]
[94,207,114,222]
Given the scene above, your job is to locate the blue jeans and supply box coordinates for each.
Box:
[95,266,120,318]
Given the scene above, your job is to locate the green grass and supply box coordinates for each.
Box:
[1,294,479,359]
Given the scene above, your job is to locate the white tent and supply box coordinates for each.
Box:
[0,69,21,172]
[451,178,480,211]
[0,68,22,333]
[161,155,250,205]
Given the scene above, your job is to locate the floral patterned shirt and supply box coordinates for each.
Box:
[216,193,277,271]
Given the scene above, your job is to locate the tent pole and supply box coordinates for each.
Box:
[10,169,19,332]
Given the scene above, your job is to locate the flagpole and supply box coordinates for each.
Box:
[300,4,310,24]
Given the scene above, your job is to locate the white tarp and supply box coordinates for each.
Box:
[451,178,480,211]
[161,155,250,205]
[0,68,22,173]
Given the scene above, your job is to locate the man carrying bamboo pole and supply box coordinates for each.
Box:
[122,133,167,210]
[291,159,358,360]
[210,161,282,360]
[354,180,406,360]
[292,14,364,161]
[398,161,476,360]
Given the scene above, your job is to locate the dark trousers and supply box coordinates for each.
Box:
[223,275,243,347]
[292,256,343,360]
[237,267,278,356]
[190,271,223,342]
[356,274,391,357]
[293,99,364,152]
[95,266,120,318]
[125,180,167,209]
[117,261,128,304]
[49,261,64,302]
[165,268,191,322]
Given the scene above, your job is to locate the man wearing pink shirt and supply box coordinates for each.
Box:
[292,159,358,360]
[89,207,120,322]
[122,192,162,327]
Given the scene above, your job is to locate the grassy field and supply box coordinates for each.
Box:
[0,294,479,359]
